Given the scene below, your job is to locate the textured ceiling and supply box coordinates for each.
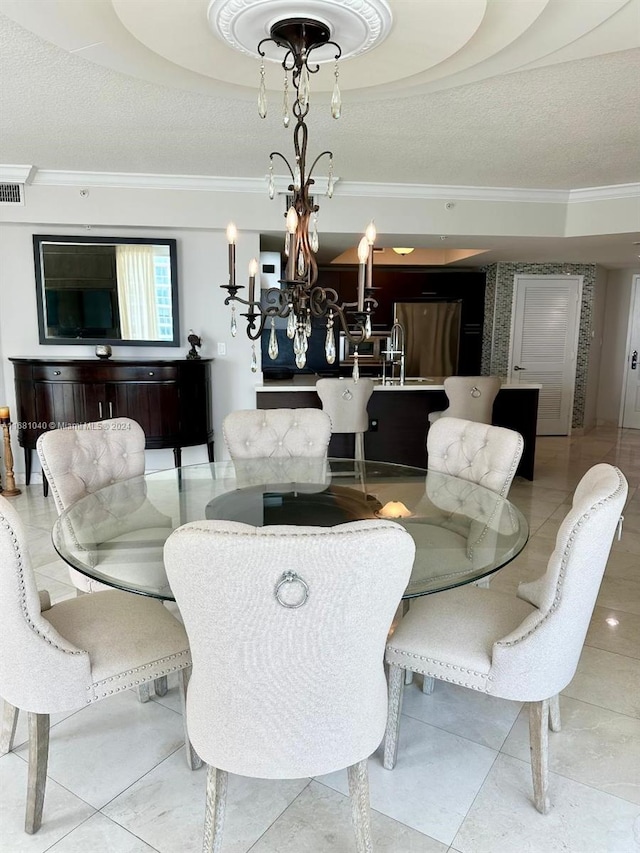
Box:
[0,4,639,268]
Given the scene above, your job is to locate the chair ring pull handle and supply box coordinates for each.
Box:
[470,387,481,398]
[275,570,310,609]
[341,389,353,401]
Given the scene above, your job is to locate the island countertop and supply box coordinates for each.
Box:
[256,377,541,479]
[256,376,542,392]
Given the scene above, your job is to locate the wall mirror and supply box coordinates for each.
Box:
[33,235,180,346]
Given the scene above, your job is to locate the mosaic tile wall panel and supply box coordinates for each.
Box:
[481,263,596,429]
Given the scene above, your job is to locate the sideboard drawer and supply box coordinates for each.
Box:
[106,366,178,382]
[32,365,82,381]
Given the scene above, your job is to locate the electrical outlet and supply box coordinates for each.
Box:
[217,342,226,356]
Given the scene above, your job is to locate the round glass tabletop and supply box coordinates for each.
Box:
[52,458,528,600]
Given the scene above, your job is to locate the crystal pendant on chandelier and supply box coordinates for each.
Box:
[331,62,341,120]
[282,73,290,128]
[304,313,312,337]
[230,304,237,337]
[284,231,290,257]
[293,158,301,191]
[325,313,336,364]
[268,163,275,200]
[352,349,360,382]
[286,308,297,339]
[250,343,258,373]
[310,214,319,253]
[298,64,310,107]
[297,250,305,278]
[258,61,267,119]
[295,350,307,369]
[268,317,279,360]
[327,158,334,198]
[365,314,372,339]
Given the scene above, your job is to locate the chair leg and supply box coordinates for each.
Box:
[179,667,202,770]
[549,694,561,732]
[421,676,435,694]
[25,713,49,834]
[383,663,405,770]
[202,765,228,853]
[154,676,168,697]
[0,701,19,756]
[528,699,551,814]
[404,669,414,686]
[347,759,373,853]
[137,682,152,703]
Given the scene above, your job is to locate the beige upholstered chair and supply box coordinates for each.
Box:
[316,378,374,465]
[164,518,416,853]
[428,375,501,425]
[427,417,524,498]
[37,418,148,594]
[384,463,628,814]
[36,418,173,699]
[222,408,331,460]
[0,495,199,835]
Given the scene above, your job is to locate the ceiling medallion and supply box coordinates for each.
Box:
[208,0,393,63]
[218,2,392,375]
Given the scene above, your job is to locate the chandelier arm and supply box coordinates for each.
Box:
[306,40,342,67]
[307,150,333,181]
[269,151,295,181]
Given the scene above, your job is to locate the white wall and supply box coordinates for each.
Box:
[597,268,640,425]
[0,221,260,478]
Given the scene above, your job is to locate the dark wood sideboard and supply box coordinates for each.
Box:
[10,358,214,491]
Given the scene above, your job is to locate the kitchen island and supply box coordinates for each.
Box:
[256,377,540,479]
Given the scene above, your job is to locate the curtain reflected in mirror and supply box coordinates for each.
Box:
[34,236,179,346]
[394,302,461,377]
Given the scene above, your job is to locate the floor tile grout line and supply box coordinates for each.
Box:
[396,704,517,754]
[243,778,314,853]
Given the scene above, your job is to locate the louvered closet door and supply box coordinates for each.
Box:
[510,275,582,435]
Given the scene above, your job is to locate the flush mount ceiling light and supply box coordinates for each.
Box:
[392,247,415,256]
[212,0,392,374]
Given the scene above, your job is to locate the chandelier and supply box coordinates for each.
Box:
[220,16,378,376]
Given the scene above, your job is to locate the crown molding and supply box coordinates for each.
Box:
[7,167,637,205]
[567,183,640,202]
[31,170,268,193]
[0,165,36,184]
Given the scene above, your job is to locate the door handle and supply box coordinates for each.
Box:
[98,402,103,419]
[109,402,113,418]
[513,365,526,371]
[632,351,638,370]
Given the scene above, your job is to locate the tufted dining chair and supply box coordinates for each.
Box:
[428,375,501,425]
[164,518,416,853]
[223,408,331,460]
[316,378,374,466]
[384,464,628,814]
[36,418,173,700]
[427,417,523,498]
[0,495,199,836]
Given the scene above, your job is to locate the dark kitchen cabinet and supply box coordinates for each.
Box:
[10,358,214,491]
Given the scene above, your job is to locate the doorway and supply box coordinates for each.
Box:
[509,275,582,435]
[621,275,640,429]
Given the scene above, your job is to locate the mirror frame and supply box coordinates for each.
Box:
[33,235,180,347]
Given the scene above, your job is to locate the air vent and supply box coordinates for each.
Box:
[0,183,24,204]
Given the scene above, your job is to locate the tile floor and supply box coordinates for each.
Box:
[1,425,639,852]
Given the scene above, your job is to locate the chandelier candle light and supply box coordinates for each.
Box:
[220,16,378,375]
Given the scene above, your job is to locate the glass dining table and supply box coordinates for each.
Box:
[52,458,528,601]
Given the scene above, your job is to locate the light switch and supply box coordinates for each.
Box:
[217,342,227,356]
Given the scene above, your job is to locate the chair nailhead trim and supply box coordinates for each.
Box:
[1,519,84,656]
[495,470,626,648]
[386,645,490,679]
